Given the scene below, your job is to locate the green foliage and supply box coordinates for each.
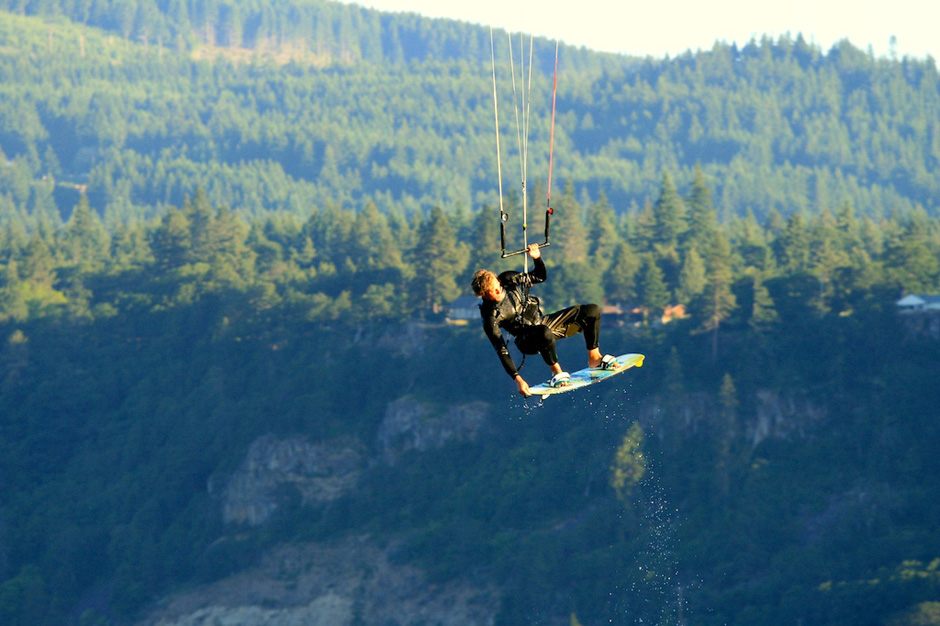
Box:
[1,9,939,231]
[1,4,940,625]
[609,422,646,504]
[0,188,938,624]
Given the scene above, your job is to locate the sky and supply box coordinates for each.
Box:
[338,0,938,61]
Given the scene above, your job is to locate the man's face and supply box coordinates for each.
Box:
[482,281,504,302]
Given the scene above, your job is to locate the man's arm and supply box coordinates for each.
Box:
[525,244,547,285]
[482,311,520,380]
[501,252,546,288]
[485,332,530,396]
[528,255,546,284]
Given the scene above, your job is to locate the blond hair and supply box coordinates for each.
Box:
[471,269,498,296]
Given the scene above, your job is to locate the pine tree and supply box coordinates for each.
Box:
[735,209,774,273]
[551,181,589,266]
[636,255,669,323]
[150,207,192,272]
[716,373,738,497]
[773,212,812,272]
[467,204,502,277]
[651,171,687,249]
[676,246,707,304]
[685,164,718,252]
[700,231,737,361]
[412,206,467,314]
[19,232,57,286]
[605,241,640,304]
[60,194,109,272]
[205,205,255,288]
[110,222,153,270]
[631,199,656,254]
[609,422,647,505]
[350,201,400,272]
[586,191,620,274]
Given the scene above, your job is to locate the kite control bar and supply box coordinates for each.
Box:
[500,206,553,258]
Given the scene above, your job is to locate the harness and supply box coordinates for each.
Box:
[503,274,543,372]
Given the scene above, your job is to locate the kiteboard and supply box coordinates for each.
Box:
[527,353,645,397]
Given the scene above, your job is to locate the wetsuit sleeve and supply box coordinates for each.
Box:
[529,256,547,284]
[482,309,519,379]
[501,258,546,288]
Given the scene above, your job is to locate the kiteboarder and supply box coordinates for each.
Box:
[471,243,619,396]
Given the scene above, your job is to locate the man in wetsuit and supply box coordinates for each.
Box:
[470,244,619,397]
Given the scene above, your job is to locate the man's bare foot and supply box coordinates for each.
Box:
[590,354,619,370]
[587,347,603,368]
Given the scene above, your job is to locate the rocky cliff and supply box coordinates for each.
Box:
[138,396,495,625]
[211,435,367,526]
[138,386,827,625]
[137,536,499,626]
[638,388,826,448]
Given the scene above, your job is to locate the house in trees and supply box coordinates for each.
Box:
[446,295,480,325]
[896,294,940,313]
[897,294,940,340]
[601,303,645,327]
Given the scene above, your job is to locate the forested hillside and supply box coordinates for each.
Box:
[0,165,938,624]
[1,1,940,625]
[0,4,938,230]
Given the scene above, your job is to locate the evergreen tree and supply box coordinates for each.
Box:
[735,209,774,273]
[882,222,940,294]
[551,181,589,266]
[685,163,718,251]
[631,199,656,254]
[204,205,255,289]
[604,241,640,304]
[60,194,109,272]
[651,171,687,249]
[19,231,57,286]
[700,231,737,361]
[467,204,502,277]
[150,207,192,273]
[184,188,216,262]
[350,201,402,273]
[111,222,153,270]
[585,191,620,274]
[773,212,812,272]
[0,260,27,321]
[676,246,707,305]
[543,261,603,311]
[716,373,738,497]
[411,206,466,314]
[636,254,669,323]
[609,422,647,505]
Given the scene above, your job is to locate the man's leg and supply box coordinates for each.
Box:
[543,304,607,367]
[514,324,560,368]
[543,303,601,344]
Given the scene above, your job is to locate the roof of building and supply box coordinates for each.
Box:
[897,294,940,308]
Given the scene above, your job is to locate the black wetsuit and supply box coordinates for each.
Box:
[479,257,602,379]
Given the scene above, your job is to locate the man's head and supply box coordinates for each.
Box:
[471,269,503,301]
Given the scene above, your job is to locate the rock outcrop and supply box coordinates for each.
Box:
[211,435,366,526]
[212,397,491,526]
[377,397,489,463]
[146,397,496,624]
[137,536,499,626]
[639,389,826,447]
[748,389,826,447]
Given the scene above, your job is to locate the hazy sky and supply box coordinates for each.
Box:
[338,0,938,60]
